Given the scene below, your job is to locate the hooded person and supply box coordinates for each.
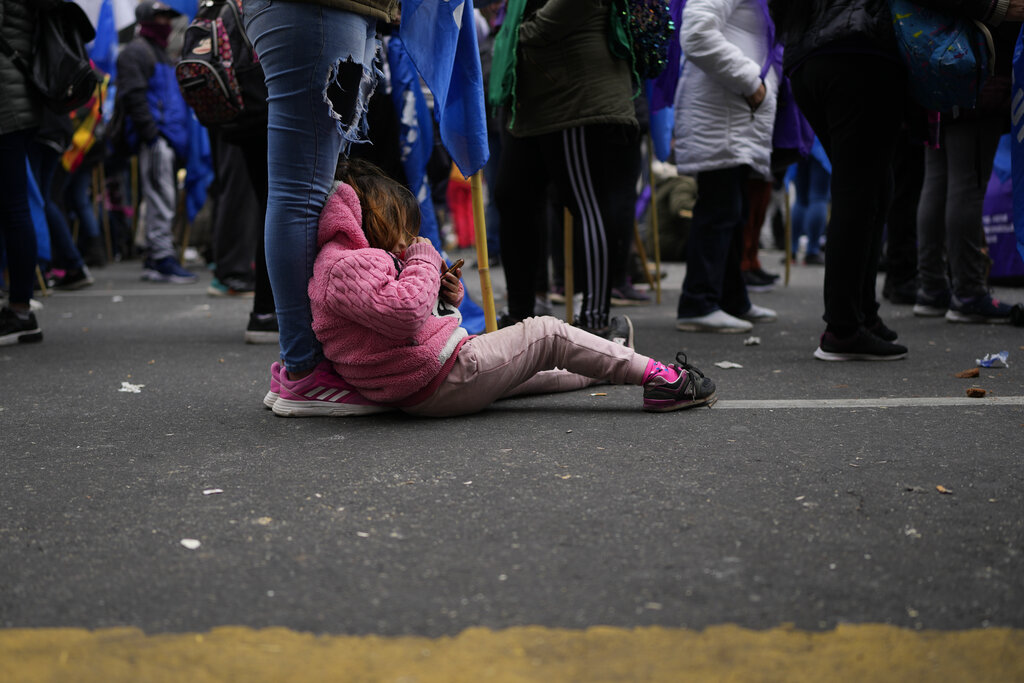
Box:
[115,0,196,283]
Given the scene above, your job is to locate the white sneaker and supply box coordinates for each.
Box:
[739,303,777,323]
[676,309,753,333]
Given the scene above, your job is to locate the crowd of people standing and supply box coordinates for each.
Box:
[3,0,1024,414]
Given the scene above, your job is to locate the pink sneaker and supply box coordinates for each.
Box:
[272,360,392,417]
[263,361,281,410]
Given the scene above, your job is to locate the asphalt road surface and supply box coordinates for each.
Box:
[2,252,1022,681]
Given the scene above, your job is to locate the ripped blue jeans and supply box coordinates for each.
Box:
[242,0,378,373]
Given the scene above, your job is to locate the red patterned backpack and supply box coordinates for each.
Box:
[175,0,266,129]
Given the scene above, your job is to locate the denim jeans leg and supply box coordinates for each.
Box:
[677,166,747,318]
[243,0,377,373]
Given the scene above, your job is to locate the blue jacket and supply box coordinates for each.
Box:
[116,36,189,159]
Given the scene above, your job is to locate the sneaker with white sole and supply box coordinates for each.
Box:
[813,327,907,361]
[272,360,392,417]
[264,361,282,409]
[0,307,43,346]
[738,303,777,323]
[945,294,1013,324]
[676,309,753,333]
[913,288,950,317]
[642,352,717,412]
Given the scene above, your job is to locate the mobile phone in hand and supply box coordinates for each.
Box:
[442,258,464,276]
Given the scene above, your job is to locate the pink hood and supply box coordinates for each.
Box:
[309,182,465,404]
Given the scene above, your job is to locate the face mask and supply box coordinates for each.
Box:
[139,21,173,47]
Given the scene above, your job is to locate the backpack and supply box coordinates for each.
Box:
[0,1,98,114]
[175,0,266,128]
[610,0,676,81]
[890,0,995,112]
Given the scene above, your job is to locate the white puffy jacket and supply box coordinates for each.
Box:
[672,0,778,178]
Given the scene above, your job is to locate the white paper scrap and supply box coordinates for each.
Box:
[714,361,743,369]
[743,336,761,346]
[180,538,201,550]
[202,488,224,496]
[119,382,145,393]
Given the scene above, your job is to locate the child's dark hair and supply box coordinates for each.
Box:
[336,157,421,251]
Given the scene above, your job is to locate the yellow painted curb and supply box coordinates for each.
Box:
[2,624,1022,682]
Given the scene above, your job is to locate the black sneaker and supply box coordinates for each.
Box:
[752,268,780,282]
[945,294,1013,324]
[814,327,907,361]
[913,288,950,317]
[642,352,717,412]
[883,278,917,305]
[0,307,43,346]
[52,266,94,291]
[577,315,634,349]
[866,318,898,342]
[803,252,825,266]
[610,280,652,306]
[742,269,775,293]
[245,312,279,344]
[497,311,523,329]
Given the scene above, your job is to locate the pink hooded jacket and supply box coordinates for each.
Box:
[309,182,467,405]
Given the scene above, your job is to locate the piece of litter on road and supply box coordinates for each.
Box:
[202,488,223,496]
[118,382,144,393]
[743,336,761,346]
[111,295,124,303]
[954,367,980,378]
[590,392,607,396]
[356,531,370,538]
[714,361,743,369]
[936,485,953,495]
[966,387,987,398]
[976,351,1008,368]
[180,538,201,550]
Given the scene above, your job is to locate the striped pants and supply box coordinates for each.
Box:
[495,123,639,331]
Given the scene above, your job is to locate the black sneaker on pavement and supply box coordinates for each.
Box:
[0,307,43,346]
[610,280,652,306]
[945,294,1013,324]
[866,318,898,342]
[742,269,775,293]
[245,312,279,344]
[643,352,717,412]
[52,266,94,291]
[814,327,907,361]
[913,288,951,317]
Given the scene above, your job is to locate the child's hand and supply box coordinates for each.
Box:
[440,265,462,305]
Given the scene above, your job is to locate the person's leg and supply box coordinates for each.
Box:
[0,130,43,345]
[405,316,649,417]
[915,142,950,296]
[67,163,104,266]
[29,143,86,272]
[482,127,502,263]
[495,130,548,322]
[547,125,637,332]
[941,118,1001,300]
[676,166,748,318]
[791,54,905,337]
[210,129,259,289]
[740,177,771,273]
[243,0,377,374]
[803,157,831,258]
[138,137,179,262]
[883,131,923,299]
[0,131,38,308]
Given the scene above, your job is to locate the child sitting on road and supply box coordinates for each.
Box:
[271,159,716,417]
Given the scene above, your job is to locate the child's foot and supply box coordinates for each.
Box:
[271,360,392,417]
[642,353,716,412]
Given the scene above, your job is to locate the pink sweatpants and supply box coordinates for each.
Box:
[406,316,651,417]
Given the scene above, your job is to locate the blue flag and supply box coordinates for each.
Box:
[399,0,489,178]
[89,0,119,79]
[388,37,485,335]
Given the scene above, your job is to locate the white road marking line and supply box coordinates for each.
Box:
[714,397,1024,409]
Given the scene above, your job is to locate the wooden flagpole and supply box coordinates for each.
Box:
[470,172,497,332]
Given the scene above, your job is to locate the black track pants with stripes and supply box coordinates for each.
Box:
[495,123,638,330]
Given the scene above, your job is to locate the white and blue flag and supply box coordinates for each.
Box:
[399,0,489,178]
